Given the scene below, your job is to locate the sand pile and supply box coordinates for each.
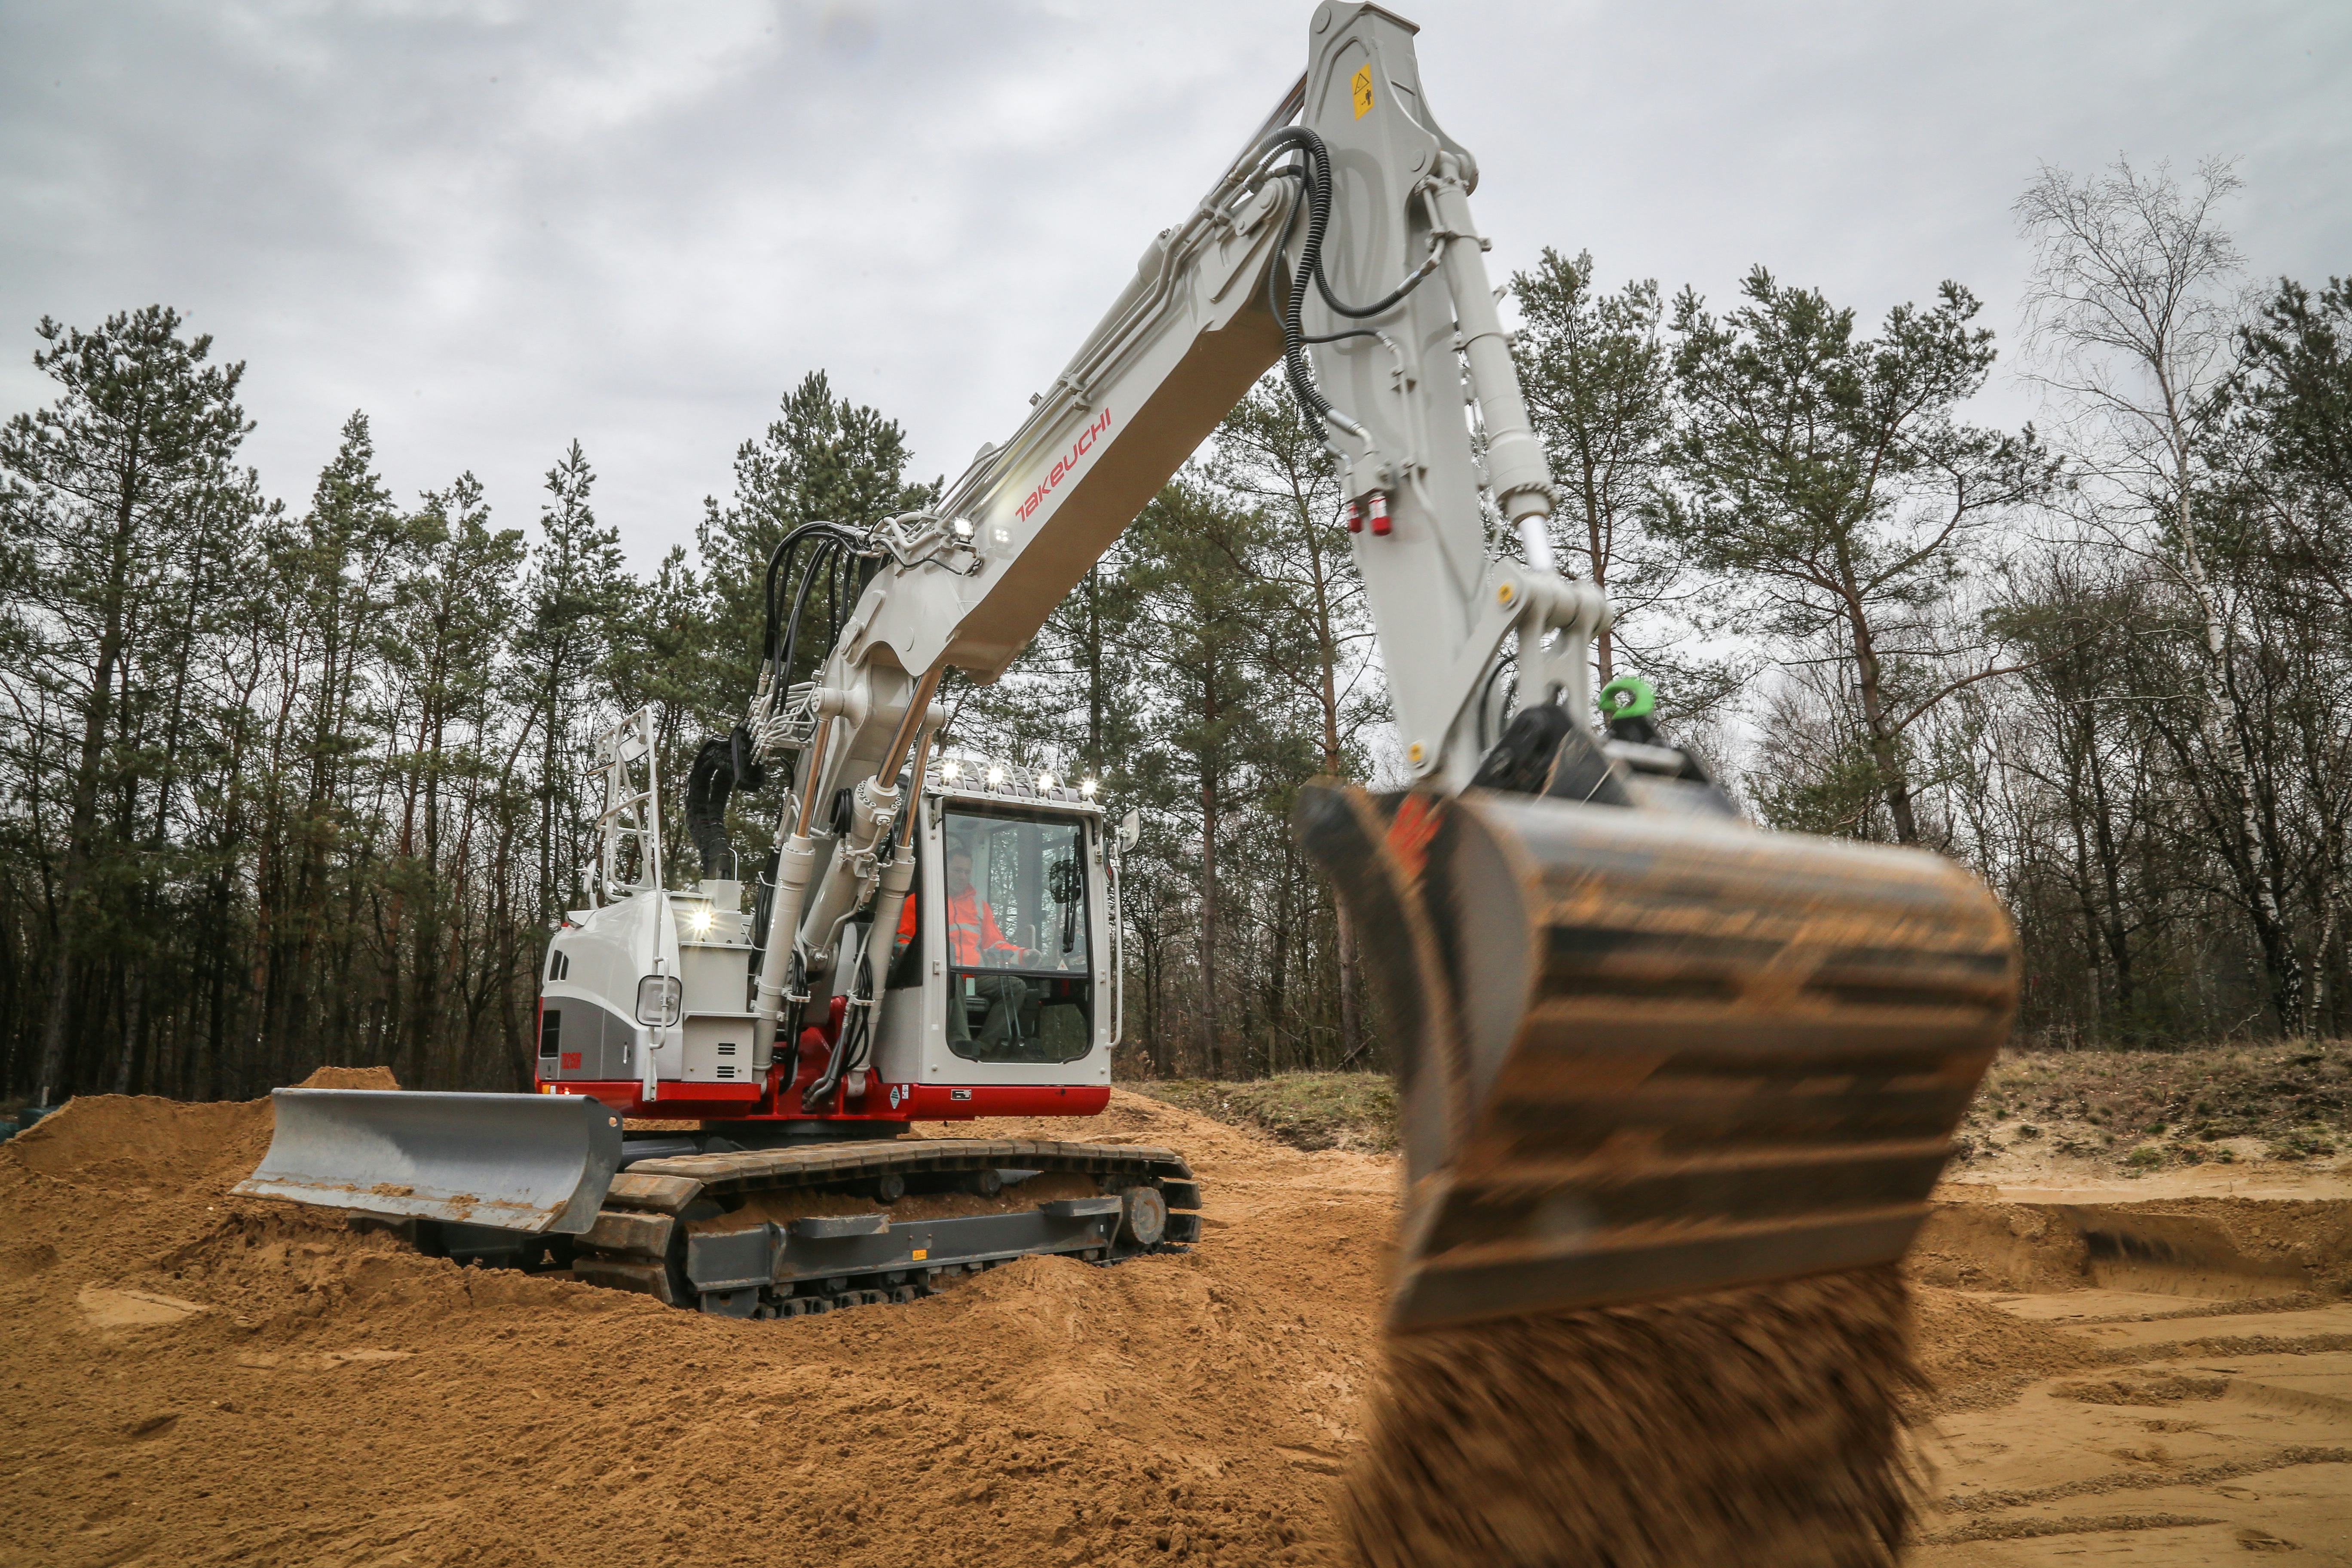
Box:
[1907,1283,2103,1410]
[294,1065,402,1091]
[0,1079,1387,1567]
[1,1075,2105,1568]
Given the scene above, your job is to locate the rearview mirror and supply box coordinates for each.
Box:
[1118,808,1141,851]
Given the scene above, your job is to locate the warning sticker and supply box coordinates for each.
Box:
[1351,63,1374,119]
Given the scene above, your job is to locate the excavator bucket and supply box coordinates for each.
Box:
[233,1089,625,1235]
[1296,783,2015,1333]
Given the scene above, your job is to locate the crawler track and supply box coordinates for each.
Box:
[563,1137,1204,1316]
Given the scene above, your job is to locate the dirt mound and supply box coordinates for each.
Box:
[1916,1194,2352,1297]
[0,1092,271,1186]
[1955,1040,2352,1178]
[0,1084,1380,1567]
[296,1064,401,1090]
[928,1084,1280,1167]
[12,1078,2311,1567]
[2049,1371,2230,1406]
[1908,1286,2103,1410]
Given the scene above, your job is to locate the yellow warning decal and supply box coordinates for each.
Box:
[1351,63,1374,119]
[912,1248,928,1261]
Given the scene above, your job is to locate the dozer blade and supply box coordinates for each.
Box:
[1296,783,2015,1332]
[233,1089,625,1234]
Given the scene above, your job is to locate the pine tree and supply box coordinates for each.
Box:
[1204,378,1378,1063]
[695,372,938,715]
[1661,270,2051,845]
[0,307,251,1099]
[517,439,631,923]
[383,472,525,1085]
[1510,249,1681,685]
[253,412,430,1081]
[1114,479,1282,1076]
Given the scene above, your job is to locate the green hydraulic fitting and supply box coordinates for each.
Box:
[1599,674,1656,720]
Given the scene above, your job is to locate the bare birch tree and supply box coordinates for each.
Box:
[2013,158,2302,1030]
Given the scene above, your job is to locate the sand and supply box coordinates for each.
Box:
[2,1074,2343,1567]
[0,1082,1385,1566]
[1341,1268,1924,1568]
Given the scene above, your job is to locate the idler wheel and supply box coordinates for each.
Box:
[1119,1185,1168,1246]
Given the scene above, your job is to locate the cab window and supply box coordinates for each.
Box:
[937,806,1091,1063]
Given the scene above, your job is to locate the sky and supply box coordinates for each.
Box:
[3,0,2348,576]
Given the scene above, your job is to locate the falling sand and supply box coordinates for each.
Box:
[1340,1270,1922,1568]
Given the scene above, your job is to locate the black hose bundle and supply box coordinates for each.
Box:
[1256,126,1345,433]
[1253,124,1441,436]
[758,521,875,707]
[682,729,763,881]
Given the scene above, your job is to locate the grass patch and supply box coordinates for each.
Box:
[1132,1072,1399,1153]
[1964,1039,2349,1167]
[1130,1041,2348,1170]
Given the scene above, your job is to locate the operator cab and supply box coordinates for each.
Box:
[869,757,1118,1096]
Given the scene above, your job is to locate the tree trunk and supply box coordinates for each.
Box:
[1580,458,1614,685]
[1268,836,1295,1076]
[1845,601,1920,845]
[35,445,143,1100]
[2181,531,2300,1031]
[2081,723,2136,1028]
[2169,413,2300,1032]
[1085,566,1103,770]
[1304,540,1365,1064]
[112,962,146,1096]
[1198,767,1222,1078]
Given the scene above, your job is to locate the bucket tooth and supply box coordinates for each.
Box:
[1295,782,2015,1332]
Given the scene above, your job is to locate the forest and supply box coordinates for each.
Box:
[3,156,2348,1103]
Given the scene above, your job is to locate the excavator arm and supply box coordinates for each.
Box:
[735,1,2012,1331]
[752,6,1608,1092]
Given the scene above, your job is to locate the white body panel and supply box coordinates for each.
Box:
[541,880,677,1089]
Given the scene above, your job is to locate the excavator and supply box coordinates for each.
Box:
[239,3,2015,1335]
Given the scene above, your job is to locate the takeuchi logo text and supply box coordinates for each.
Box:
[1017,407,1113,522]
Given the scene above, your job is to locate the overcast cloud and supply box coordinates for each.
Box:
[3,1,2347,571]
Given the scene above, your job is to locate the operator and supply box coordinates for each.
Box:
[896,841,1040,1051]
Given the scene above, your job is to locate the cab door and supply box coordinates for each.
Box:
[871,791,1106,1090]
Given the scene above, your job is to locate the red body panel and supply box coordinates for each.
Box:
[536,1071,1109,1125]
[903,1084,1109,1120]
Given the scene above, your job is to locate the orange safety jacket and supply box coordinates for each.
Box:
[897,885,1021,967]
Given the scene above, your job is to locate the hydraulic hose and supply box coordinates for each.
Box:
[759,522,866,691]
[1251,125,1437,441]
[772,535,845,703]
[1252,128,1348,437]
[1318,256,1441,321]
